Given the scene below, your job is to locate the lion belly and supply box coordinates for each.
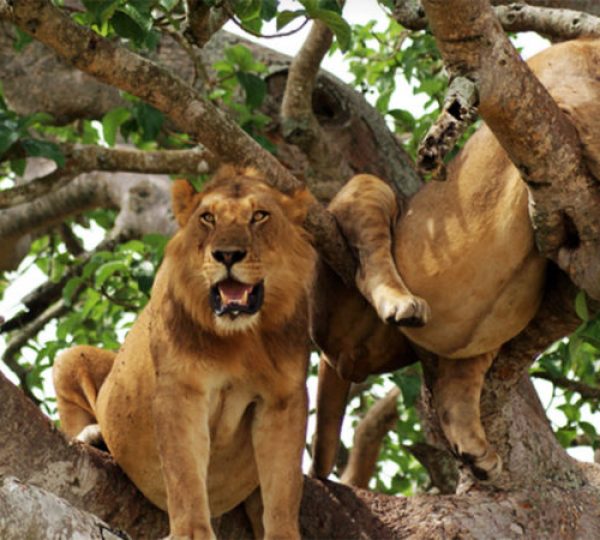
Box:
[96,307,260,517]
[395,126,546,358]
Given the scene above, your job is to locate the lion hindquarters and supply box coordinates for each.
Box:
[53,345,116,441]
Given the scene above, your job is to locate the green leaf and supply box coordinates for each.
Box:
[21,139,65,167]
[10,158,26,176]
[0,124,20,156]
[231,0,261,20]
[393,371,421,407]
[312,9,351,51]
[13,27,33,52]
[317,0,342,13]
[95,260,128,287]
[63,277,84,305]
[575,291,590,322]
[236,72,267,109]
[102,107,131,146]
[111,10,147,44]
[82,0,119,25]
[225,44,257,72]
[276,10,306,31]
[133,102,164,141]
[159,0,180,11]
[260,0,279,21]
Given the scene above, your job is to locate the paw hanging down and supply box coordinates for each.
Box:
[458,446,502,482]
[370,283,431,327]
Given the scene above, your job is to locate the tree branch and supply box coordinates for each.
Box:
[184,0,229,48]
[496,3,600,39]
[0,145,217,208]
[8,0,356,285]
[341,387,400,488]
[280,19,353,200]
[416,76,478,180]
[394,0,600,38]
[532,370,600,400]
[421,0,600,301]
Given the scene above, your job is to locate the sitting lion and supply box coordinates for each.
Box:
[311,38,600,482]
[53,165,316,539]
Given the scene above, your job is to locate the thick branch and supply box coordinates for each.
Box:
[394,1,600,38]
[422,0,600,300]
[8,0,356,286]
[341,387,400,488]
[0,145,217,208]
[496,4,600,38]
[280,19,352,198]
[3,369,600,538]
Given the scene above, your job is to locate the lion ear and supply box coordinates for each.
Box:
[280,187,315,225]
[172,179,200,227]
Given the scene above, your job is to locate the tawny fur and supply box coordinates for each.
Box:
[312,39,600,483]
[54,165,316,540]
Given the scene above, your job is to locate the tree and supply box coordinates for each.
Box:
[2,0,600,537]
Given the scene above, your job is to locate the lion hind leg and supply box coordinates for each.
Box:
[433,352,502,481]
[52,345,116,441]
[310,354,351,480]
[328,174,430,327]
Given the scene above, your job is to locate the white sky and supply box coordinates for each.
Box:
[0,0,593,482]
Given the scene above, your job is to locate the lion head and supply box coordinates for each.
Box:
[166,165,316,335]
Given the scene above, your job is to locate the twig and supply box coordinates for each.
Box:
[1,232,131,335]
[531,370,600,400]
[2,300,68,406]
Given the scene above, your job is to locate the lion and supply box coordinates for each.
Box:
[311,38,600,483]
[53,165,316,539]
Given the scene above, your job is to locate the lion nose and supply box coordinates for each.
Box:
[212,249,247,268]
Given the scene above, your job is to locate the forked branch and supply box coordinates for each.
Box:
[6,0,356,284]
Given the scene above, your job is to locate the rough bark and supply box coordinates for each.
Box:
[3,370,600,539]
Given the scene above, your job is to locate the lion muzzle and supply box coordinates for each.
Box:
[210,278,265,318]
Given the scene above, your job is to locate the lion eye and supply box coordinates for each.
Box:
[200,212,215,224]
[251,210,269,224]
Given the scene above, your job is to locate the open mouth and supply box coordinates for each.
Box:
[209,278,264,318]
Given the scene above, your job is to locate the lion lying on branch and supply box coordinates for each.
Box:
[311,38,600,483]
[53,166,316,539]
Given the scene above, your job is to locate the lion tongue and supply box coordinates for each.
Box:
[218,279,253,306]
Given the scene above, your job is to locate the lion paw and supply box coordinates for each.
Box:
[463,448,502,482]
[371,284,431,327]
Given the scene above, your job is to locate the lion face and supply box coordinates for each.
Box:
[167,166,316,335]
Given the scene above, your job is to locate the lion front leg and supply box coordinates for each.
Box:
[251,387,307,540]
[329,174,430,327]
[153,375,214,540]
[433,353,502,481]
